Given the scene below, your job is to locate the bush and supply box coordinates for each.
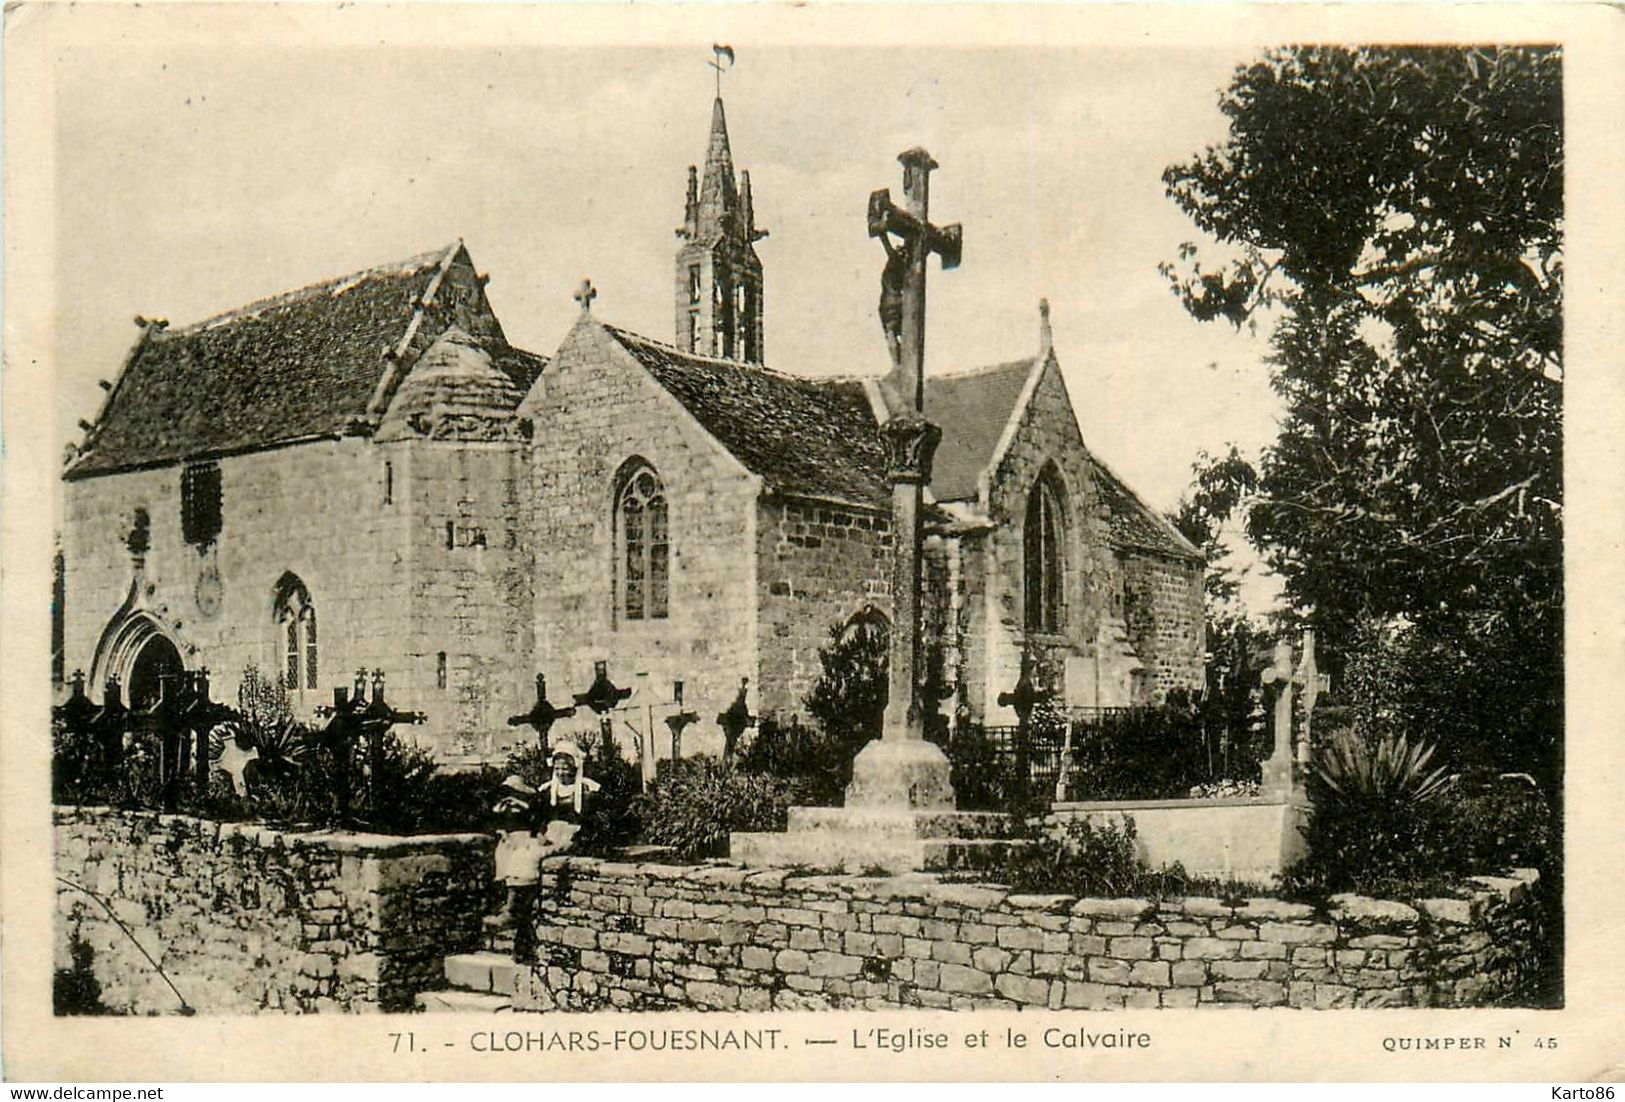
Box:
[1067,693,1248,800]
[946,724,1044,821]
[736,715,847,805]
[635,756,809,860]
[801,616,888,764]
[1285,730,1553,898]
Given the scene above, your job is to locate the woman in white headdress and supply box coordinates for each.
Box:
[489,740,602,963]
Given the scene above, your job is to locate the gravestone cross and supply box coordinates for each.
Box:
[662,679,700,764]
[315,670,370,823]
[717,677,757,762]
[574,659,634,756]
[1260,640,1296,797]
[1261,631,1332,797]
[1292,630,1331,767]
[998,654,1048,802]
[93,677,128,777]
[359,669,427,812]
[508,673,576,756]
[846,148,963,811]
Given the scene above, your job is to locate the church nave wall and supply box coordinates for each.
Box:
[1119,550,1205,701]
[755,497,892,719]
[59,440,414,723]
[980,360,1115,714]
[522,321,762,760]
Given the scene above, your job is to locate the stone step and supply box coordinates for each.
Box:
[415,989,512,1013]
[785,806,1014,840]
[445,951,529,996]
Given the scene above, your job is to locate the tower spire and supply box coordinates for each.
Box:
[697,97,738,241]
[675,56,765,364]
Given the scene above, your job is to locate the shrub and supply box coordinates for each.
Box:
[1067,695,1229,800]
[1001,817,1153,897]
[803,616,888,753]
[736,715,847,805]
[1284,729,1536,897]
[946,724,1044,821]
[577,730,644,854]
[635,756,808,860]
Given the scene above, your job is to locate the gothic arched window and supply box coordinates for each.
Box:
[273,573,319,690]
[617,464,669,623]
[1023,468,1065,634]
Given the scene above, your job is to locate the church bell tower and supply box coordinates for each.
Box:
[676,96,766,362]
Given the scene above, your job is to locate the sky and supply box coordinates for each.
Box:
[47,11,1285,598]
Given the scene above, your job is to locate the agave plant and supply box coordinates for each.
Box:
[1312,727,1454,805]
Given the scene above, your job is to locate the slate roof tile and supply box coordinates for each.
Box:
[606,326,890,507]
[66,245,547,479]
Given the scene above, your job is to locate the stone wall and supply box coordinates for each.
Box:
[755,497,892,718]
[60,440,414,722]
[1120,550,1205,701]
[978,358,1114,723]
[54,806,491,1014]
[515,858,1541,1012]
[390,438,533,765]
[522,318,762,760]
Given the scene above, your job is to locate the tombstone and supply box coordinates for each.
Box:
[717,677,757,763]
[996,653,1049,804]
[356,670,427,814]
[92,677,129,780]
[315,671,371,823]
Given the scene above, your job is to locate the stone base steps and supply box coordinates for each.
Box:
[729,831,1029,874]
[785,806,1014,839]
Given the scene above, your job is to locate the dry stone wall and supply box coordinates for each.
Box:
[517,858,1541,1012]
[54,807,492,1014]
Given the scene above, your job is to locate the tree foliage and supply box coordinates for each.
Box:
[1162,47,1562,784]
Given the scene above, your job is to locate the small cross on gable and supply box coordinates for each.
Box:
[574,279,597,312]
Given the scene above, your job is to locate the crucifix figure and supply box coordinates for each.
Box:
[869,149,963,410]
[846,149,963,811]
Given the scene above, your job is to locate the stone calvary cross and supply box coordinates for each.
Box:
[1261,630,1331,799]
[846,149,963,811]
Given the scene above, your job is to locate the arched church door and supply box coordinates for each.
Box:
[127,634,184,710]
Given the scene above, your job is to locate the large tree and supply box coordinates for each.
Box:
[1162,46,1562,784]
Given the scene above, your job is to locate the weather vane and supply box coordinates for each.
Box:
[709,44,735,97]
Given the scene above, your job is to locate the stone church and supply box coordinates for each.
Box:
[56,94,1204,767]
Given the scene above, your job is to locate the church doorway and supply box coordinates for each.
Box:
[128,633,184,710]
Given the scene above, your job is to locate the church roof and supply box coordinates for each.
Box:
[605,326,891,508]
[66,244,545,478]
[924,358,1037,503]
[925,355,1202,562]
